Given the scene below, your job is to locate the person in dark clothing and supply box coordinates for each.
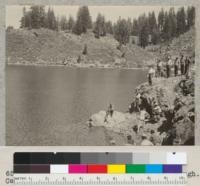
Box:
[174,57,179,77]
[147,67,155,86]
[180,55,185,76]
[185,56,191,78]
[148,73,152,85]
[140,95,153,119]
[108,104,114,117]
[166,57,172,78]
[184,56,189,75]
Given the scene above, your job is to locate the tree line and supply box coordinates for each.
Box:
[20,5,195,48]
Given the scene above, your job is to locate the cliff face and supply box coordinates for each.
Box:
[6,28,154,68]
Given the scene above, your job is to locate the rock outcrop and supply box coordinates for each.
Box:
[90,76,195,145]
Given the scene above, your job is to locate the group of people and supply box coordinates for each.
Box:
[147,54,194,86]
[127,125,162,146]
[129,91,162,122]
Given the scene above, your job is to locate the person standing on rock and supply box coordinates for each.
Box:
[148,66,155,86]
[104,104,114,123]
[135,90,141,112]
[157,59,163,77]
[180,55,185,76]
[174,57,179,77]
[185,56,191,78]
[166,56,172,78]
[139,108,147,127]
[109,104,114,117]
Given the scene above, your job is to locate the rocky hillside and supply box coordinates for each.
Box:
[6,28,154,68]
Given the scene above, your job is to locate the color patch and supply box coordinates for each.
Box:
[163,165,182,173]
[30,165,50,174]
[14,165,30,174]
[108,164,126,174]
[126,164,145,173]
[50,165,68,174]
[133,153,149,164]
[145,165,163,173]
[87,165,107,173]
[69,164,87,173]
[167,152,187,164]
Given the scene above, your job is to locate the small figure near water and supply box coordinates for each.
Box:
[88,118,93,128]
[104,104,114,123]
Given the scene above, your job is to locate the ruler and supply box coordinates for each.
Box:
[14,174,187,186]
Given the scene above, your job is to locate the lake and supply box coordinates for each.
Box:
[6,65,147,145]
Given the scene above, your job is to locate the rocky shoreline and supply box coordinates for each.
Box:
[89,75,194,146]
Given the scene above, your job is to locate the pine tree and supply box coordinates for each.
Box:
[105,21,113,34]
[158,8,165,33]
[20,7,26,28]
[148,11,157,33]
[139,23,149,48]
[114,18,130,45]
[67,15,75,30]
[187,6,195,29]
[29,5,45,29]
[47,7,57,30]
[168,7,177,38]
[60,16,68,30]
[176,7,186,35]
[163,11,170,41]
[73,6,92,35]
[132,19,139,36]
[127,17,132,35]
[137,14,149,48]
[93,13,106,38]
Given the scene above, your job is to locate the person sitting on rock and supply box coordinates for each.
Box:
[140,133,154,146]
[126,135,135,145]
[150,130,162,145]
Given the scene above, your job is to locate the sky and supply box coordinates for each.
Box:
[6,5,184,28]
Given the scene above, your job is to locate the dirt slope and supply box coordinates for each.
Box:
[6,28,154,67]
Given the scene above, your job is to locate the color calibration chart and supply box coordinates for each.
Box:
[14,152,187,186]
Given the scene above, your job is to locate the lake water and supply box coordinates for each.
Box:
[6,65,147,145]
